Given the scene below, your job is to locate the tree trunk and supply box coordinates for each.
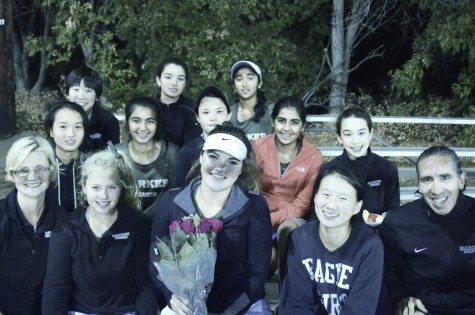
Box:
[31,9,52,94]
[0,0,16,136]
[329,0,346,114]
[12,32,26,90]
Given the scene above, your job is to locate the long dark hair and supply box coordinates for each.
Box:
[271,96,307,124]
[232,65,268,123]
[124,96,164,143]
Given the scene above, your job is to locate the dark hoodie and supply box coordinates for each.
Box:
[46,156,83,212]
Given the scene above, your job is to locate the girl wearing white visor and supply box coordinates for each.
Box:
[150,125,273,315]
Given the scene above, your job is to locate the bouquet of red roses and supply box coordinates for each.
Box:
[153,213,223,315]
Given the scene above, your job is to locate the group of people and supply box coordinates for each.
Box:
[0,56,473,315]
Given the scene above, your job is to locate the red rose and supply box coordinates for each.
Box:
[180,219,196,234]
[210,219,223,234]
[198,218,212,233]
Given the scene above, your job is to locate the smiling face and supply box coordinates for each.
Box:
[50,108,85,156]
[315,174,362,229]
[197,97,231,138]
[418,155,465,215]
[127,106,157,145]
[233,67,262,101]
[200,150,243,193]
[156,63,186,103]
[337,117,372,160]
[272,107,304,146]
[13,151,51,199]
[67,80,97,116]
[84,166,122,216]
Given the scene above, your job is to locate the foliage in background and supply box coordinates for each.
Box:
[29,0,137,106]
[26,0,329,111]
[15,90,61,134]
[390,1,475,113]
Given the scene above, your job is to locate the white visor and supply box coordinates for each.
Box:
[202,133,248,161]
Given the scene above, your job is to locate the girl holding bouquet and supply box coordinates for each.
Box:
[42,150,159,314]
[150,125,273,314]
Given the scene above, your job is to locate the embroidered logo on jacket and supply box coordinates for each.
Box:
[90,133,102,140]
[112,232,130,240]
[367,179,382,187]
[460,246,475,254]
[44,231,52,238]
[414,247,427,253]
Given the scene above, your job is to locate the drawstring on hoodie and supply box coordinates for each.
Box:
[55,157,78,210]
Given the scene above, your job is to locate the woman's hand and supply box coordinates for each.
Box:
[396,297,428,315]
[170,294,192,315]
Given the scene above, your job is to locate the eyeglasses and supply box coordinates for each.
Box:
[13,165,51,178]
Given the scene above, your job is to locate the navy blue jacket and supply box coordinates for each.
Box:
[150,178,272,314]
[87,103,120,151]
[157,95,201,147]
[171,135,204,188]
[321,148,400,214]
[0,189,64,315]
[42,206,159,314]
[380,193,475,314]
[280,221,385,315]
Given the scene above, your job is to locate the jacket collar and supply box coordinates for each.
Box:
[341,146,374,165]
[3,189,61,233]
[173,177,249,219]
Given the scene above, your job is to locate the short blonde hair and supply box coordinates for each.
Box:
[5,135,56,182]
[78,149,140,211]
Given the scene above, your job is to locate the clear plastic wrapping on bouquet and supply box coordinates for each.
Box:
[152,214,223,315]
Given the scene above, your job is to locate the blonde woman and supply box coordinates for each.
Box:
[0,136,61,314]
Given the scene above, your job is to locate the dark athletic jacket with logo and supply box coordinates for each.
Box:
[156,95,200,148]
[320,148,400,214]
[42,206,158,314]
[0,189,64,315]
[87,103,120,151]
[380,194,475,314]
